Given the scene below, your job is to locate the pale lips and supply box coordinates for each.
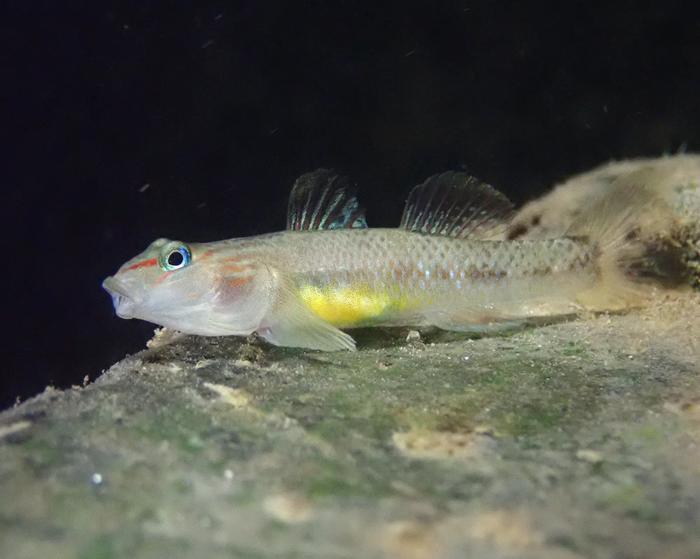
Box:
[102,276,137,319]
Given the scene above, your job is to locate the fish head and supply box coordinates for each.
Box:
[103,238,275,336]
[103,238,208,323]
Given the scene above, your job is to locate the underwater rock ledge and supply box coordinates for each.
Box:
[2,294,700,558]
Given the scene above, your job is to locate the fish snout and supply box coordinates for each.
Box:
[102,276,138,319]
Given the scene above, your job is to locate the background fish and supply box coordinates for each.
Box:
[103,169,677,351]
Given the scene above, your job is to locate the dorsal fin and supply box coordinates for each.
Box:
[287,169,368,231]
[399,171,514,239]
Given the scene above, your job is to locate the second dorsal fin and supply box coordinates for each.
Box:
[287,169,368,231]
[399,171,514,239]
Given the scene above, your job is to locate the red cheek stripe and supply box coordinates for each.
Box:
[154,272,170,285]
[126,257,158,271]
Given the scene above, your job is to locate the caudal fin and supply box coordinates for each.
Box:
[570,168,684,310]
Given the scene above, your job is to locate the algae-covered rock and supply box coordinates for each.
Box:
[2,294,700,558]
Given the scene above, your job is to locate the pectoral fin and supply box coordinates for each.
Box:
[256,281,357,351]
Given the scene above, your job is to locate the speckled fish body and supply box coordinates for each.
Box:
[103,169,669,351]
[212,228,598,329]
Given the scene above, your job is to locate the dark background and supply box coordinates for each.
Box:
[3,1,699,408]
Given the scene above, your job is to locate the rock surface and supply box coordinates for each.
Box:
[507,154,700,291]
[507,153,700,241]
[2,293,700,558]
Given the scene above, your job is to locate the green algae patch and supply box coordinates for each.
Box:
[602,482,659,521]
[78,536,118,559]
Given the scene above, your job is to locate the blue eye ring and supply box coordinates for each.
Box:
[159,243,192,271]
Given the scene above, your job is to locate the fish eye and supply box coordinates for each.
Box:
[159,243,192,271]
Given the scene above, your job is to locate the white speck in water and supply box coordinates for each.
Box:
[138,183,150,193]
[462,355,470,362]
[224,469,234,480]
[91,473,103,485]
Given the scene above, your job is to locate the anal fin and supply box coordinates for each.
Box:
[423,292,579,333]
[426,307,519,333]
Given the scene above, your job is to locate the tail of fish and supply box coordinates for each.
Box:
[570,168,686,310]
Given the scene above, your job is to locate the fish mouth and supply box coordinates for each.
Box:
[102,276,137,319]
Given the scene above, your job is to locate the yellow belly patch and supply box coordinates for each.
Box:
[299,285,394,326]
